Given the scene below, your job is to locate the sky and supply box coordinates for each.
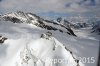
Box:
[0,0,100,19]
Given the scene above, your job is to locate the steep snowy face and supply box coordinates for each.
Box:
[0,11,41,24]
[0,11,76,36]
[16,32,83,66]
[1,11,27,22]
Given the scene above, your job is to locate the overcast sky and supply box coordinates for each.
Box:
[0,0,100,18]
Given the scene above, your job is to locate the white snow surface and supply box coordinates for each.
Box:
[0,21,99,66]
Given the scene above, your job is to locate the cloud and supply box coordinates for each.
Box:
[0,0,100,17]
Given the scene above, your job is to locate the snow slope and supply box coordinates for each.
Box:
[0,12,99,66]
[0,21,81,66]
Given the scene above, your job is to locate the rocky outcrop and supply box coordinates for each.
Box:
[0,35,7,44]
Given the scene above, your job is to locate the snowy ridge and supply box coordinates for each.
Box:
[16,34,83,66]
[0,20,84,66]
[0,11,99,66]
[0,11,76,36]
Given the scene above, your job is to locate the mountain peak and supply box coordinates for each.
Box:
[0,11,76,36]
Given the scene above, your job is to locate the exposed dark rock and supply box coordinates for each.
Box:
[65,46,80,66]
[40,31,52,40]
[0,36,8,44]
[59,29,63,33]
[57,17,62,23]
[3,16,22,23]
[67,28,76,36]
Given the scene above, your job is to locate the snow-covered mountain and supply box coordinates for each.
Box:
[0,11,99,66]
[51,16,91,30]
[0,21,82,66]
[16,32,81,66]
[0,11,76,36]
